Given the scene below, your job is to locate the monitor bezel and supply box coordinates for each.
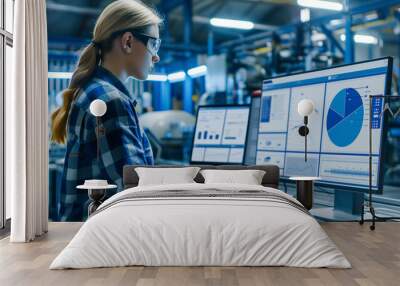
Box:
[258,57,393,193]
[190,104,251,165]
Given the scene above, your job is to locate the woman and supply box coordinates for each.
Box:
[51,0,162,221]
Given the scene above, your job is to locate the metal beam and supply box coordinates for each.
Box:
[183,75,193,113]
[183,0,193,46]
[159,0,185,13]
[48,38,207,53]
[344,16,354,63]
[347,0,400,15]
[228,0,296,4]
[183,1,195,112]
[218,30,276,49]
[344,0,354,64]
[319,25,344,55]
[208,30,214,55]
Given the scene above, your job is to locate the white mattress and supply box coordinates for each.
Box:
[50,183,351,269]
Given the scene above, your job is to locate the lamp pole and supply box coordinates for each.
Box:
[304,115,308,162]
[298,99,314,163]
[89,99,107,164]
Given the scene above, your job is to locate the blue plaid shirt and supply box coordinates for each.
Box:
[59,66,154,221]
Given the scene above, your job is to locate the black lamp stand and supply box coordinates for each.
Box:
[359,95,400,230]
[298,116,310,162]
[95,117,105,161]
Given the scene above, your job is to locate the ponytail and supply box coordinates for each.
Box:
[50,43,99,144]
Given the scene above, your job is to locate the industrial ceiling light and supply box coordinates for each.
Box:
[188,65,207,78]
[311,32,327,42]
[146,74,168,81]
[297,0,343,11]
[210,18,254,30]
[329,19,343,26]
[167,71,186,83]
[354,34,379,45]
[48,72,73,79]
[340,34,379,45]
[300,8,310,23]
[365,12,378,21]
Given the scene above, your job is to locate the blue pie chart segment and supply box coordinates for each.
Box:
[327,88,364,147]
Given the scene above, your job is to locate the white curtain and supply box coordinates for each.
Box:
[8,0,49,242]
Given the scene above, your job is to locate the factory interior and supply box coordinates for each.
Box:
[3,0,400,285]
[40,0,400,222]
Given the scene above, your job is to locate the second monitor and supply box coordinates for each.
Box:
[191,105,250,164]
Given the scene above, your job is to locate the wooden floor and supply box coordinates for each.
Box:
[0,222,399,286]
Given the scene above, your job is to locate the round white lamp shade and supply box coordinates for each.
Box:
[297,99,315,116]
[89,99,107,117]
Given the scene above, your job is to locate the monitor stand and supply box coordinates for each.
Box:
[334,189,363,215]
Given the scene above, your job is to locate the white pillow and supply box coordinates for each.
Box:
[200,169,266,185]
[135,167,201,186]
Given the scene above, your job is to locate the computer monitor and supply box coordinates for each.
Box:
[191,105,250,164]
[249,57,392,191]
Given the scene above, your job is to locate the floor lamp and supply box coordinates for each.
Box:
[297,99,315,162]
[80,99,115,215]
[359,94,400,230]
[89,99,107,161]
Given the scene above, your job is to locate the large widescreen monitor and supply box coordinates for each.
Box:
[191,105,250,164]
[248,57,392,191]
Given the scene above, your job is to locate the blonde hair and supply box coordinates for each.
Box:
[51,0,162,144]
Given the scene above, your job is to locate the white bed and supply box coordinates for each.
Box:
[50,183,351,269]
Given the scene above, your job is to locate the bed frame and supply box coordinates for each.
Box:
[123,165,280,190]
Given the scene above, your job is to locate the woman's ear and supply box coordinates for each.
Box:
[121,32,134,54]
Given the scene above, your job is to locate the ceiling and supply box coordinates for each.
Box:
[46,0,373,46]
[46,0,397,62]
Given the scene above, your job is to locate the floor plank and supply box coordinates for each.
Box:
[0,222,399,286]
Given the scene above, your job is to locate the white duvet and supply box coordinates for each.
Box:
[50,183,351,269]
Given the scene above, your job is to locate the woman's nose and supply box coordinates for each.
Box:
[152,55,160,64]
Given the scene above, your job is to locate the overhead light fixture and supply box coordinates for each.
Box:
[365,12,378,21]
[297,0,343,11]
[48,72,73,79]
[167,71,186,83]
[354,34,378,45]
[340,34,379,45]
[254,46,270,55]
[188,65,207,78]
[210,17,254,30]
[329,19,343,26]
[311,32,327,42]
[146,74,168,81]
[279,50,291,58]
[300,8,311,23]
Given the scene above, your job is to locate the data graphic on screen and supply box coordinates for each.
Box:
[326,88,364,147]
[251,58,392,190]
[191,106,250,164]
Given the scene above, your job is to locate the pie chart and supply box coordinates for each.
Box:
[327,88,364,147]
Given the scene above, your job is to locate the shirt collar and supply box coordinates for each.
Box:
[94,66,132,100]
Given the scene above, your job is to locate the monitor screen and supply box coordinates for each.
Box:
[251,58,392,191]
[191,105,250,164]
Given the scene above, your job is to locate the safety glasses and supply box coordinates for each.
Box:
[110,29,161,57]
[132,32,161,57]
